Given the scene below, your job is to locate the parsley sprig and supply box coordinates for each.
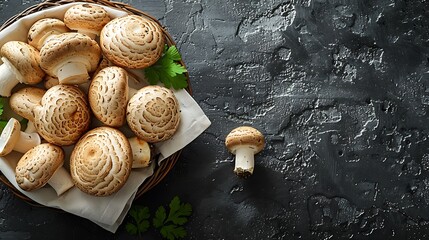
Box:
[144,45,188,90]
[125,196,193,240]
[0,98,8,130]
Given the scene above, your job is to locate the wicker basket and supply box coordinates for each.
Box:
[0,0,191,205]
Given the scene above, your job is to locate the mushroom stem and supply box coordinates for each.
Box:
[13,131,41,153]
[0,60,19,97]
[48,167,74,196]
[129,137,151,168]
[57,62,89,85]
[234,146,255,177]
[24,121,37,133]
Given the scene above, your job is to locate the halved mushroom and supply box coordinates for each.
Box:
[27,18,69,50]
[126,85,181,143]
[9,87,46,132]
[88,66,139,127]
[39,32,101,85]
[0,41,45,97]
[15,143,74,196]
[0,118,41,157]
[64,4,111,39]
[100,15,165,69]
[33,84,91,146]
[70,127,132,196]
[225,126,265,178]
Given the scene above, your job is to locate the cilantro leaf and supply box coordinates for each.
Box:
[126,205,151,236]
[167,196,192,225]
[144,45,188,90]
[153,206,167,228]
[160,225,187,240]
[0,98,4,117]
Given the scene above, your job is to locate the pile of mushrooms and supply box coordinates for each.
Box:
[0,4,182,197]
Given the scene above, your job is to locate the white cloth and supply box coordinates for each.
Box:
[0,3,211,233]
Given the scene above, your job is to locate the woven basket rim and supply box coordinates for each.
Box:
[0,0,190,205]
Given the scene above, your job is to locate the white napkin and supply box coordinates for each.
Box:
[0,3,211,233]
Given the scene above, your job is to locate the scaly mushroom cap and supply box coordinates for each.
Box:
[225,126,265,154]
[64,4,111,36]
[39,32,101,78]
[33,85,91,146]
[15,143,64,191]
[27,18,69,50]
[100,15,165,69]
[70,127,132,196]
[127,86,180,143]
[88,66,128,127]
[10,87,46,122]
[0,41,45,84]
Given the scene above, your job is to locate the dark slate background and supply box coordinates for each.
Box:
[1,0,429,239]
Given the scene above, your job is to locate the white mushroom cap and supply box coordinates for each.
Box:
[88,66,130,127]
[64,4,111,39]
[33,84,91,146]
[39,32,101,85]
[0,41,45,97]
[129,137,152,168]
[126,85,181,143]
[70,127,132,196]
[15,143,74,196]
[27,18,70,50]
[225,126,265,177]
[0,118,41,157]
[9,87,46,122]
[100,15,165,69]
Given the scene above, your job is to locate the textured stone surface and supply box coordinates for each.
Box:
[0,0,429,239]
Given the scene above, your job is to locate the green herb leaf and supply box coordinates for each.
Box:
[144,45,188,90]
[167,196,192,225]
[0,98,4,117]
[153,206,167,228]
[126,205,151,236]
[160,225,187,240]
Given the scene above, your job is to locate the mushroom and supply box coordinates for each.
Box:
[70,127,132,196]
[64,4,111,39]
[225,126,265,178]
[129,137,152,168]
[39,32,101,85]
[27,18,69,50]
[100,15,165,69]
[126,85,181,143]
[0,41,45,97]
[0,118,41,157]
[88,66,138,127]
[15,143,74,196]
[33,84,91,146]
[9,87,46,132]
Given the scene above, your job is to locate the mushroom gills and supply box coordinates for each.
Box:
[0,58,22,97]
[233,145,256,177]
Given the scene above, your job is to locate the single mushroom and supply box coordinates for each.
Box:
[225,126,265,178]
[100,15,165,69]
[0,41,45,97]
[129,137,152,168]
[9,87,46,132]
[88,66,139,127]
[33,84,91,146]
[70,127,132,196]
[27,18,69,50]
[39,32,101,85]
[15,143,74,196]
[126,85,181,143]
[64,4,111,39]
[0,118,41,157]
